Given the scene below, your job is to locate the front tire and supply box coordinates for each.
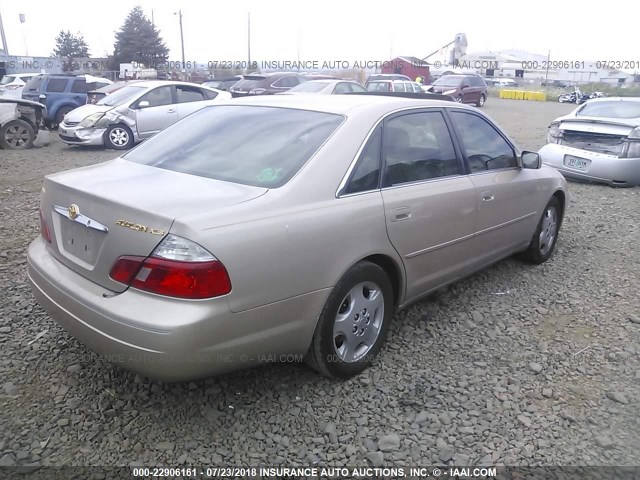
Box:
[305,261,394,378]
[104,124,134,150]
[54,106,74,126]
[455,95,463,103]
[0,119,35,150]
[476,94,486,107]
[520,196,562,264]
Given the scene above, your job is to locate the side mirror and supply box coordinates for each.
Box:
[137,100,150,109]
[521,151,542,169]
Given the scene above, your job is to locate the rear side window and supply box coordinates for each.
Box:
[71,80,97,93]
[46,78,69,92]
[449,111,517,172]
[344,127,382,194]
[124,105,344,188]
[176,85,205,103]
[383,111,460,186]
[202,88,219,100]
[469,76,485,87]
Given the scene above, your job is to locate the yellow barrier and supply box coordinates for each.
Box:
[498,89,547,101]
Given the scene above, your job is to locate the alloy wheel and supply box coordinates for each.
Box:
[109,128,130,147]
[538,206,558,256]
[332,281,384,363]
[4,124,31,148]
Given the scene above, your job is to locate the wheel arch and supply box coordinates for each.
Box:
[359,253,405,309]
[552,189,566,227]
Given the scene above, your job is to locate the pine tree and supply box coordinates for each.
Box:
[52,30,90,58]
[112,6,169,68]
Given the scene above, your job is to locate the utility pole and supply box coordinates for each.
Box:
[0,10,8,54]
[175,10,186,80]
[544,50,551,90]
[247,12,251,73]
[19,14,28,56]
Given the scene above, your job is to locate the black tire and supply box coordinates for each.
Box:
[0,119,35,150]
[54,106,74,126]
[520,196,562,264]
[305,261,394,378]
[104,124,134,150]
[455,95,463,103]
[476,94,486,107]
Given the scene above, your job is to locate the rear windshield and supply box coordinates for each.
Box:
[97,86,146,106]
[23,76,44,91]
[0,76,16,85]
[576,101,640,119]
[124,105,344,188]
[367,82,391,92]
[290,82,328,93]
[433,76,462,87]
[233,76,266,89]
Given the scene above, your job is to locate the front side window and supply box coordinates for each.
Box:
[124,105,344,188]
[137,86,173,107]
[449,111,517,172]
[343,127,382,194]
[46,78,68,93]
[383,111,460,187]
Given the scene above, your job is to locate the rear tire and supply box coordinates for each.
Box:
[104,124,134,150]
[0,119,35,150]
[520,196,562,264]
[305,261,393,378]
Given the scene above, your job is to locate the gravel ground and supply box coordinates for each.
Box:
[0,99,639,470]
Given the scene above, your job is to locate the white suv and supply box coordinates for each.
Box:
[366,80,424,93]
[0,73,41,99]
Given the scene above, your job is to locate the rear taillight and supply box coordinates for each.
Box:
[109,235,231,299]
[39,208,51,243]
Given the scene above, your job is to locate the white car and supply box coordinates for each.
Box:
[58,81,231,149]
[0,73,41,99]
[539,97,640,187]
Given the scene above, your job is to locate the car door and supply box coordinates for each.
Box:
[460,77,475,103]
[380,110,477,301]
[447,109,542,267]
[174,85,210,120]
[133,85,177,138]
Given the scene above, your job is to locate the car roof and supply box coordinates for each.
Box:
[220,94,465,116]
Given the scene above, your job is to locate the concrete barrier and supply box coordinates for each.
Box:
[499,89,546,101]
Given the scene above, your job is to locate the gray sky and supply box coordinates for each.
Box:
[0,0,637,68]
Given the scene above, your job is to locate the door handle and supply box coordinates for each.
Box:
[481,191,495,202]
[391,207,411,222]
[167,109,176,113]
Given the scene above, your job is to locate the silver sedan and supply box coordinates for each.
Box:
[28,95,567,381]
[539,97,640,186]
[282,79,367,95]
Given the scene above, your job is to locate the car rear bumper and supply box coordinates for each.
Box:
[27,237,328,381]
[539,143,640,187]
[58,123,106,146]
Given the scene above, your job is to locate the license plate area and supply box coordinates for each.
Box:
[60,218,103,265]
[563,154,590,171]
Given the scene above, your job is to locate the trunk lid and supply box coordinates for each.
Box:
[41,158,268,292]
[559,117,635,136]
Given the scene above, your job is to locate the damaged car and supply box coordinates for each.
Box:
[58,81,231,149]
[0,98,47,150]
[539,97,640,187]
